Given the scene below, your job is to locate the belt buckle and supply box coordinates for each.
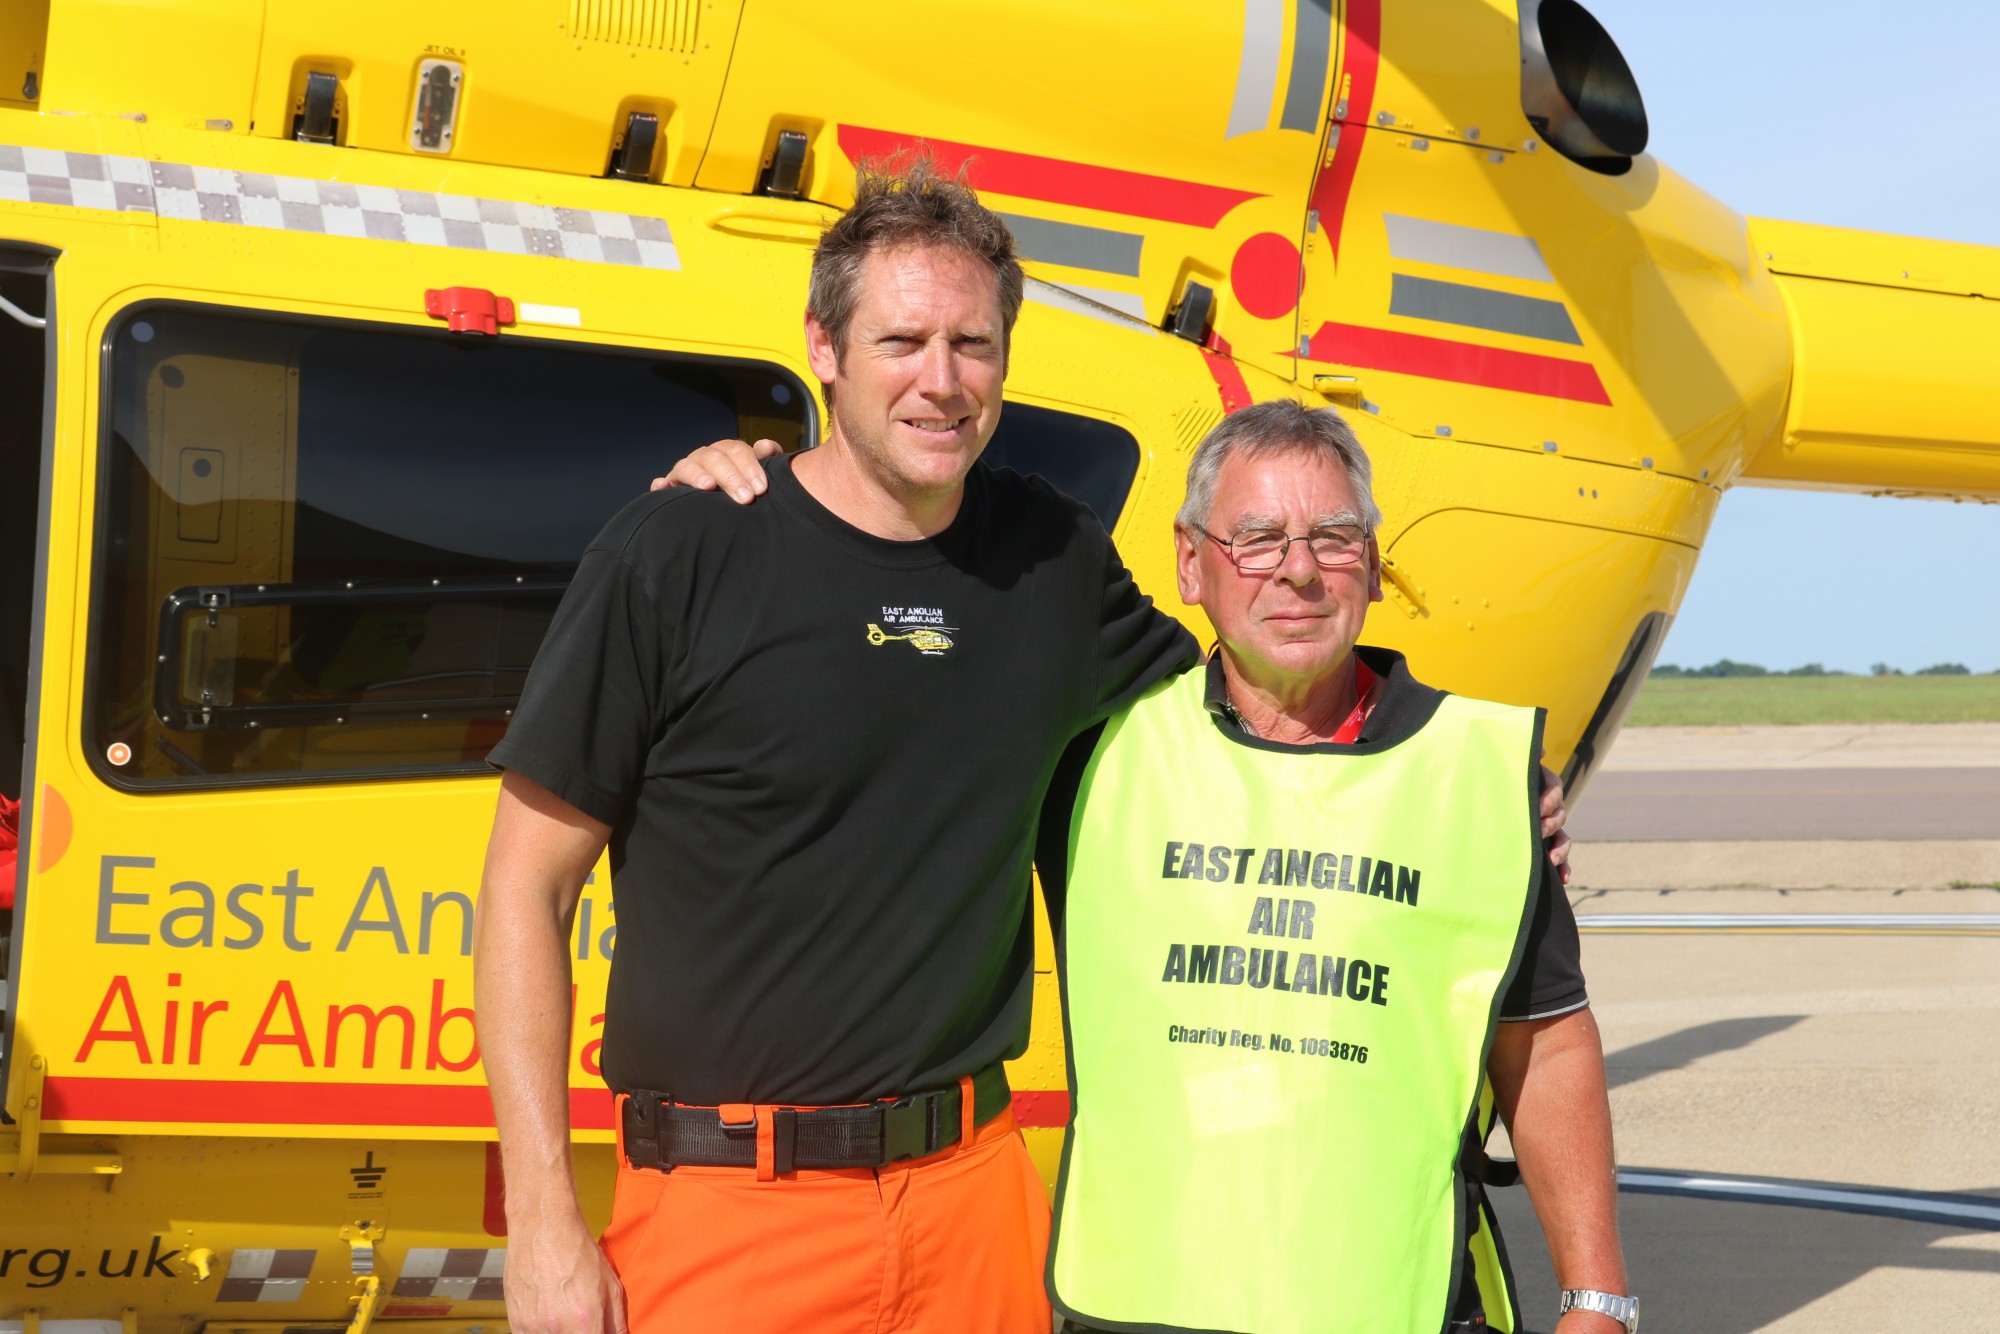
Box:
[717,1102,758,1135]
[879,1092,930,1164]
[624,1090,665,1171]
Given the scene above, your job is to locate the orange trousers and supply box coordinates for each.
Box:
[602,1106,1051,1333]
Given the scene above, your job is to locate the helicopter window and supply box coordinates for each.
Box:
[88,303,813,791]
[981,403,1140,530]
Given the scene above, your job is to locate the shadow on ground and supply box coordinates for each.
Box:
[1491,1184,2000,1332]
[1603,1014,1808,1089]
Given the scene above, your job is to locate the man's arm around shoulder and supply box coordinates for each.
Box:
[475,771,625,1334]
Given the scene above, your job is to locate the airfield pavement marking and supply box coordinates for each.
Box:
[1571,765,2000,842]
[1578,912,2000,935]
[1614,1168,2000,1231]
[1599,722,2000,772]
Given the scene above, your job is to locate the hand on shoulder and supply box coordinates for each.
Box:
[650,437,783,503]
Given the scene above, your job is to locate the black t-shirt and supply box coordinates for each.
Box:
[490,452,1198,1106]
[1035,647,1588,1021]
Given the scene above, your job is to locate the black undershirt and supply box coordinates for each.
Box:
[1035,647,1588,1021]
[491,453,1198,1106]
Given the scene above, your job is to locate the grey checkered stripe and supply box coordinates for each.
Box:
[392,1246,506,1302]
[217,1247,317,1303]
[0,144,680,270]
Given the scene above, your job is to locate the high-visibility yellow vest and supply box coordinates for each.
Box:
[1049,665,1543,1334]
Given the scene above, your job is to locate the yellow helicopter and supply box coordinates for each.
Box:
[2,1,1994,1331]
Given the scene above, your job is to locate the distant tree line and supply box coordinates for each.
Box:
[1651,660,1986,678]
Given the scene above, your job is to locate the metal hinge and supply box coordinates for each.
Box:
[1381,557,1429,620]
[2,1053,126,1180]
[341,1220,389,1334]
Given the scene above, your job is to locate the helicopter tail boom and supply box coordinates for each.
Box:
[1742,218,2000,501]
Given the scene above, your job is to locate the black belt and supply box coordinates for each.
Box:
[622,1062,1012,1173]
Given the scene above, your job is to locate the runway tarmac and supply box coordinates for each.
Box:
[1574,767,2000,841]
[1498,723,2000,1332]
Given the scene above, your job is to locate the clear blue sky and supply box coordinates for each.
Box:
[1584,0,2000,673]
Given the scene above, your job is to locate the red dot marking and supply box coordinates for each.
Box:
[1231,232,1303,321]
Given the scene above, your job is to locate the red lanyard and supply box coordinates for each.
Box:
[1329,659,1376,744]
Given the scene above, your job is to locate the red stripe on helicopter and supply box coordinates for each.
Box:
[837,125,1263,229]
[1200,332,1255,413]
[1011,1089,1071,1128]
[483,1142,510,1236]
[1303,321,1613,405]
[1305,0,1382,263]
[43,1075,616,1129]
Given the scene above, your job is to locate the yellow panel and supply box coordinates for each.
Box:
[0,0,47,112]
[18,775,618,1142]
[40,0,745,180]
[41,0,264,130]
[1753,215,2000,300]
[1305,134,1793,488]
[701,0,1308,201]
[1369,0,1523,147]
[244,1,745,181]
[1743,269,2000,499]
[0,1132,614,1325]
[1372,507,1702,768]
[698,0,1327,386]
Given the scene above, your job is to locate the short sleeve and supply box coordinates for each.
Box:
[488,547,664,828]
[1090,537,1198,721]
[1499,771,1589,1020]
[1033,722,1108,935]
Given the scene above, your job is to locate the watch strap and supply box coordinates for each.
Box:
[1558,1288,1639,1332]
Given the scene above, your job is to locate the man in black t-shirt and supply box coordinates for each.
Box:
[473,160,1196,1334]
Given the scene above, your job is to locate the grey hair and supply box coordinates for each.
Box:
[1175,400,1384,533]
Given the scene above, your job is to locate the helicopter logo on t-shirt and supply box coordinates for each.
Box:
[867,606,956,656]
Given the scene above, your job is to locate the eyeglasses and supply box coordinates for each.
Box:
[1198,524,1371,572]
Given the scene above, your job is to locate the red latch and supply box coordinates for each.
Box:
[424,286,516,335]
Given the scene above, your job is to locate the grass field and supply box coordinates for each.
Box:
[1626,674,2000,726]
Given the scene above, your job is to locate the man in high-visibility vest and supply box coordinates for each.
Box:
[1038,401,1633,1334]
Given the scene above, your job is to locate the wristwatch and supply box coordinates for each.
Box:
[1558,1289,1639,1332]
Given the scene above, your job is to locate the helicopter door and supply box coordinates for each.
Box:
[0,245,51,1070]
